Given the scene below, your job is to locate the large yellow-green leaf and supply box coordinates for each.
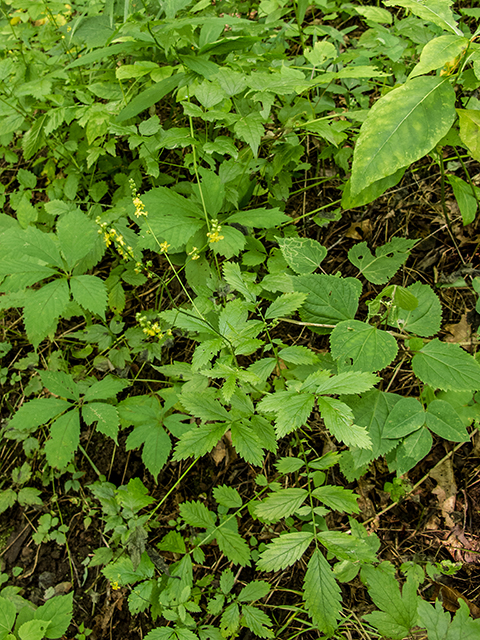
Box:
[350,77,456,196]
[457,109,480,161]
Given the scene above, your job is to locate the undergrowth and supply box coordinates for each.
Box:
[1,0,480,638]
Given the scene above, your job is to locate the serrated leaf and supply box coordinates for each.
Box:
[384,0,462,35]
[44,409,80,469]
[254,488,308,522]
[223,262,256,303]
[213,485,242,509]
[275,457,304,473]
[394,427,433,475]
[84,376,128,402]
[317,396,372,449]
[330,320,398,372]
[258,390,315,438]
[230,421,264,466]
[126,422,171,480]
[220,602,240,637]
[56,210,98,269]
[312,485,359,513]
[173,422,228,460]
[225,208,289,228]
[350,77,456,196]
[257,531,314,571]
[295,274,362,326]
[238,581,270,603]
[19,619,50,640]
[70,275,107,319]
[216,526,251,566]
[383,397,425,439]
[277,237,327,275]
[180,500,216,528]
[82,403,120,443]
[22,115,46,160]
[303,549,341,635]
[310,371,379,395]
[181,389,230,422]
[23,278,70,349]
[348,238,415,284]
[33,593,73,639]
[0,259,57,288]
[241,605,274,638]
[234,113,264,156]
[389,283,442,337]
[418,599,480,640]
[6,398,71,433]
[362,563,419,640]
[412,339,480,391]
[278,346,317,365]
[425,399,469,442]
[318,530,377,563]
[265,292,307,320]
[3,226,63,269]
[39,370,79,401]
[0,489,17,515]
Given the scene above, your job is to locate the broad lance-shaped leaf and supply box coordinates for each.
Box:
[44,409,80,468]
[56,210,98,269]
[23,278,70,349]
[265,292,307,320]
[303,549,341,636]
[342,168,405,209]
[412,339,480,391]
[257,531,314,572]
[348,238,416,285]
[70,275,107,319]
[330,320,398,372]
[215,526,251,566]
[384,0,462,36]
[253,488,308,522]
[447,175,479,226]
[317,396,372,449]
[410,35,469,79]
[82,403,120,443]
[388,282,442,337]
[277,237,327,275]
[350,76,456,196]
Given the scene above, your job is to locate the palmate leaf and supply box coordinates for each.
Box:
[70,275,107,319]
[303,549,341,636]
[350,76,456,196]
[23,278,70,349]
[6,398,71,434]
[412,339,480,391]
[82,403,120,443]
[216,526,251,566]
[44,409,80,469]
[295,274,361,326]
[348,238,416,284]
[172,422,228,460]
[254,488,308,522]
[257,531,314,572]
[330,320,398,372]
[126,423,171,480]
[257,390,315,438]
[418,599,480,640]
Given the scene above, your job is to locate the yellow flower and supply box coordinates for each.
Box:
[206,229,224,243]
[159,241,170,254]
[110,581,120,591]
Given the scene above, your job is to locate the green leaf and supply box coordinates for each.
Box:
[22,115,47,160]
[0,596,15,638]
[330,320,398,372]
[212,225,246,260]
[295,274,361,326]
[0,260,57,289]
[173,422,228,460]
[342,168,405,209]
[257,531,314,572]
[277,237,327,275]
[23,279,70,349]
[362,563,419,640]
[278,346,317,365]
[395,427,433,475]
[0,489,17,515]
[308,371,379,395]
[303,549,341,636]
[6,398,71,433]
[84,376,128,402]
[213,485,242,509]
[257,390,315,438]
[458,109,480,162]
[317,396,372,449]
[388,283,442,337]
[425,399,469,442]
[447,174,479,226]
[223,262,257,303]
[348,238,416,284]
[179,500,216,528]
[19,620,50,640]
[126,423,171,480]
[412,339,480,391]
[230,421,264,466]
[17,487,42,508]
[253,488,308,522]
[225,208,290,228]
[181,389,230,422]
[82,403,120,443]
[418,599,480,640]
[70,275,107,319]
[57,210,98,269]
[265,292,307,320]
[241,605,274,638]
[39,371,79,401]
[318,531,377,563]
[383,397,425,439]
[312,485,360,513]
[238,581,270,603]
[44,409,80,469]
[216,527,251,566]
[355,5,392,23]
[275,457,304,473]
[233,113,264,156]
[117,73,184,122]
[410,35,469,79]
[220,603,240,637]
[350,77,456,196]
[2,226,63,269]
[384,0,462,36]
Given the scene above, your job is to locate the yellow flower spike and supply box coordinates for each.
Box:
[159,241,170,254]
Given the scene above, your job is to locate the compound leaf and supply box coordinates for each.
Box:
[39,370,79,401]
[70,275,107,319]
[253,488,308,522]
[303,549,341,636]
[257,531,314,572]
[44,409,80,469]
[412,339,480,391]
[126,422,171,480]
[317,396,372,449]
[6,398,71,434]
[213,485,242,509]
[23,278,70,349]
[425,399,469,442]
[57,210,98,269]
[82,403,120,443]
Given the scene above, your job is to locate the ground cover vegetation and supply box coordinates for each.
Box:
[1,0,480,637]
